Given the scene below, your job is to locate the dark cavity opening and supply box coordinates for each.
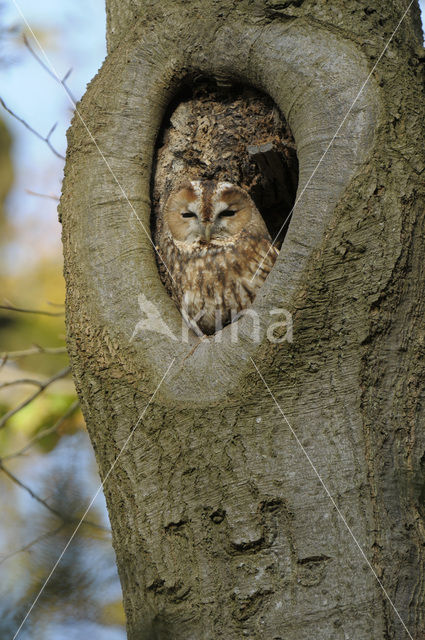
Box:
[151,81,298,251]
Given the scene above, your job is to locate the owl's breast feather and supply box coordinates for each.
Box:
[166,234,278,335]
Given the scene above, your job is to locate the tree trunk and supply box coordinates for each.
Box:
[61,1,425,638]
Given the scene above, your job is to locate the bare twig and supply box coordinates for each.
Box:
[0,461,73,519]
[2,400,80,461]
[0,366,71,430]
[0,462,110,533]
[0,96,65,160]
[0,523,66,566]
[25,189,60,202]
[23,34,76,103]
[0,301,64,316]
[0,378,44,391]
[0,346,67,360]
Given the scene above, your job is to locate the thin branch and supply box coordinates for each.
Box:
[0,461,72,519]
[46,121,57,139]
[0,366,71,430]
[0,523,66,566]
[62,68,72,83]
[0,301,64,316]
[25,189,60,202]
[2,400,80,461]
[0,462,111,533]
[23,34,63,82]
[1,346,67,359]
[0,378,44,391]
[0,96,65,160]
[23,34,76,103]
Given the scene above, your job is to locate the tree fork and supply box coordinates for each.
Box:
[61,1,425,638]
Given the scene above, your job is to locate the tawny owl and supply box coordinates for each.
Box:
[156,180,279,335]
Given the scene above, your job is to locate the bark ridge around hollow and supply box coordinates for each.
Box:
[61,1,425,638]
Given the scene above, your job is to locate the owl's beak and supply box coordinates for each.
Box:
[202,222,212,242]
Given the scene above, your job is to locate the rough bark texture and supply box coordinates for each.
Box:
[61,1,425,638]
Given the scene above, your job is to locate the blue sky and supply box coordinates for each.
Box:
[0,0,106,271]
[0,1,424,272]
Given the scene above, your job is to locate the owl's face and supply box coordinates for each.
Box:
[164,180,268,245]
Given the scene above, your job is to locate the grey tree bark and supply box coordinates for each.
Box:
[60,1,425,638]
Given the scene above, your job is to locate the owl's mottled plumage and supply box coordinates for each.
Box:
[156,180,279,335]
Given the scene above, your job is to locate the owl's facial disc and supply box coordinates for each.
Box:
[165,185,203,242]
[171,210,203,243]
[164,181,262,245]
[210,187,252,239]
